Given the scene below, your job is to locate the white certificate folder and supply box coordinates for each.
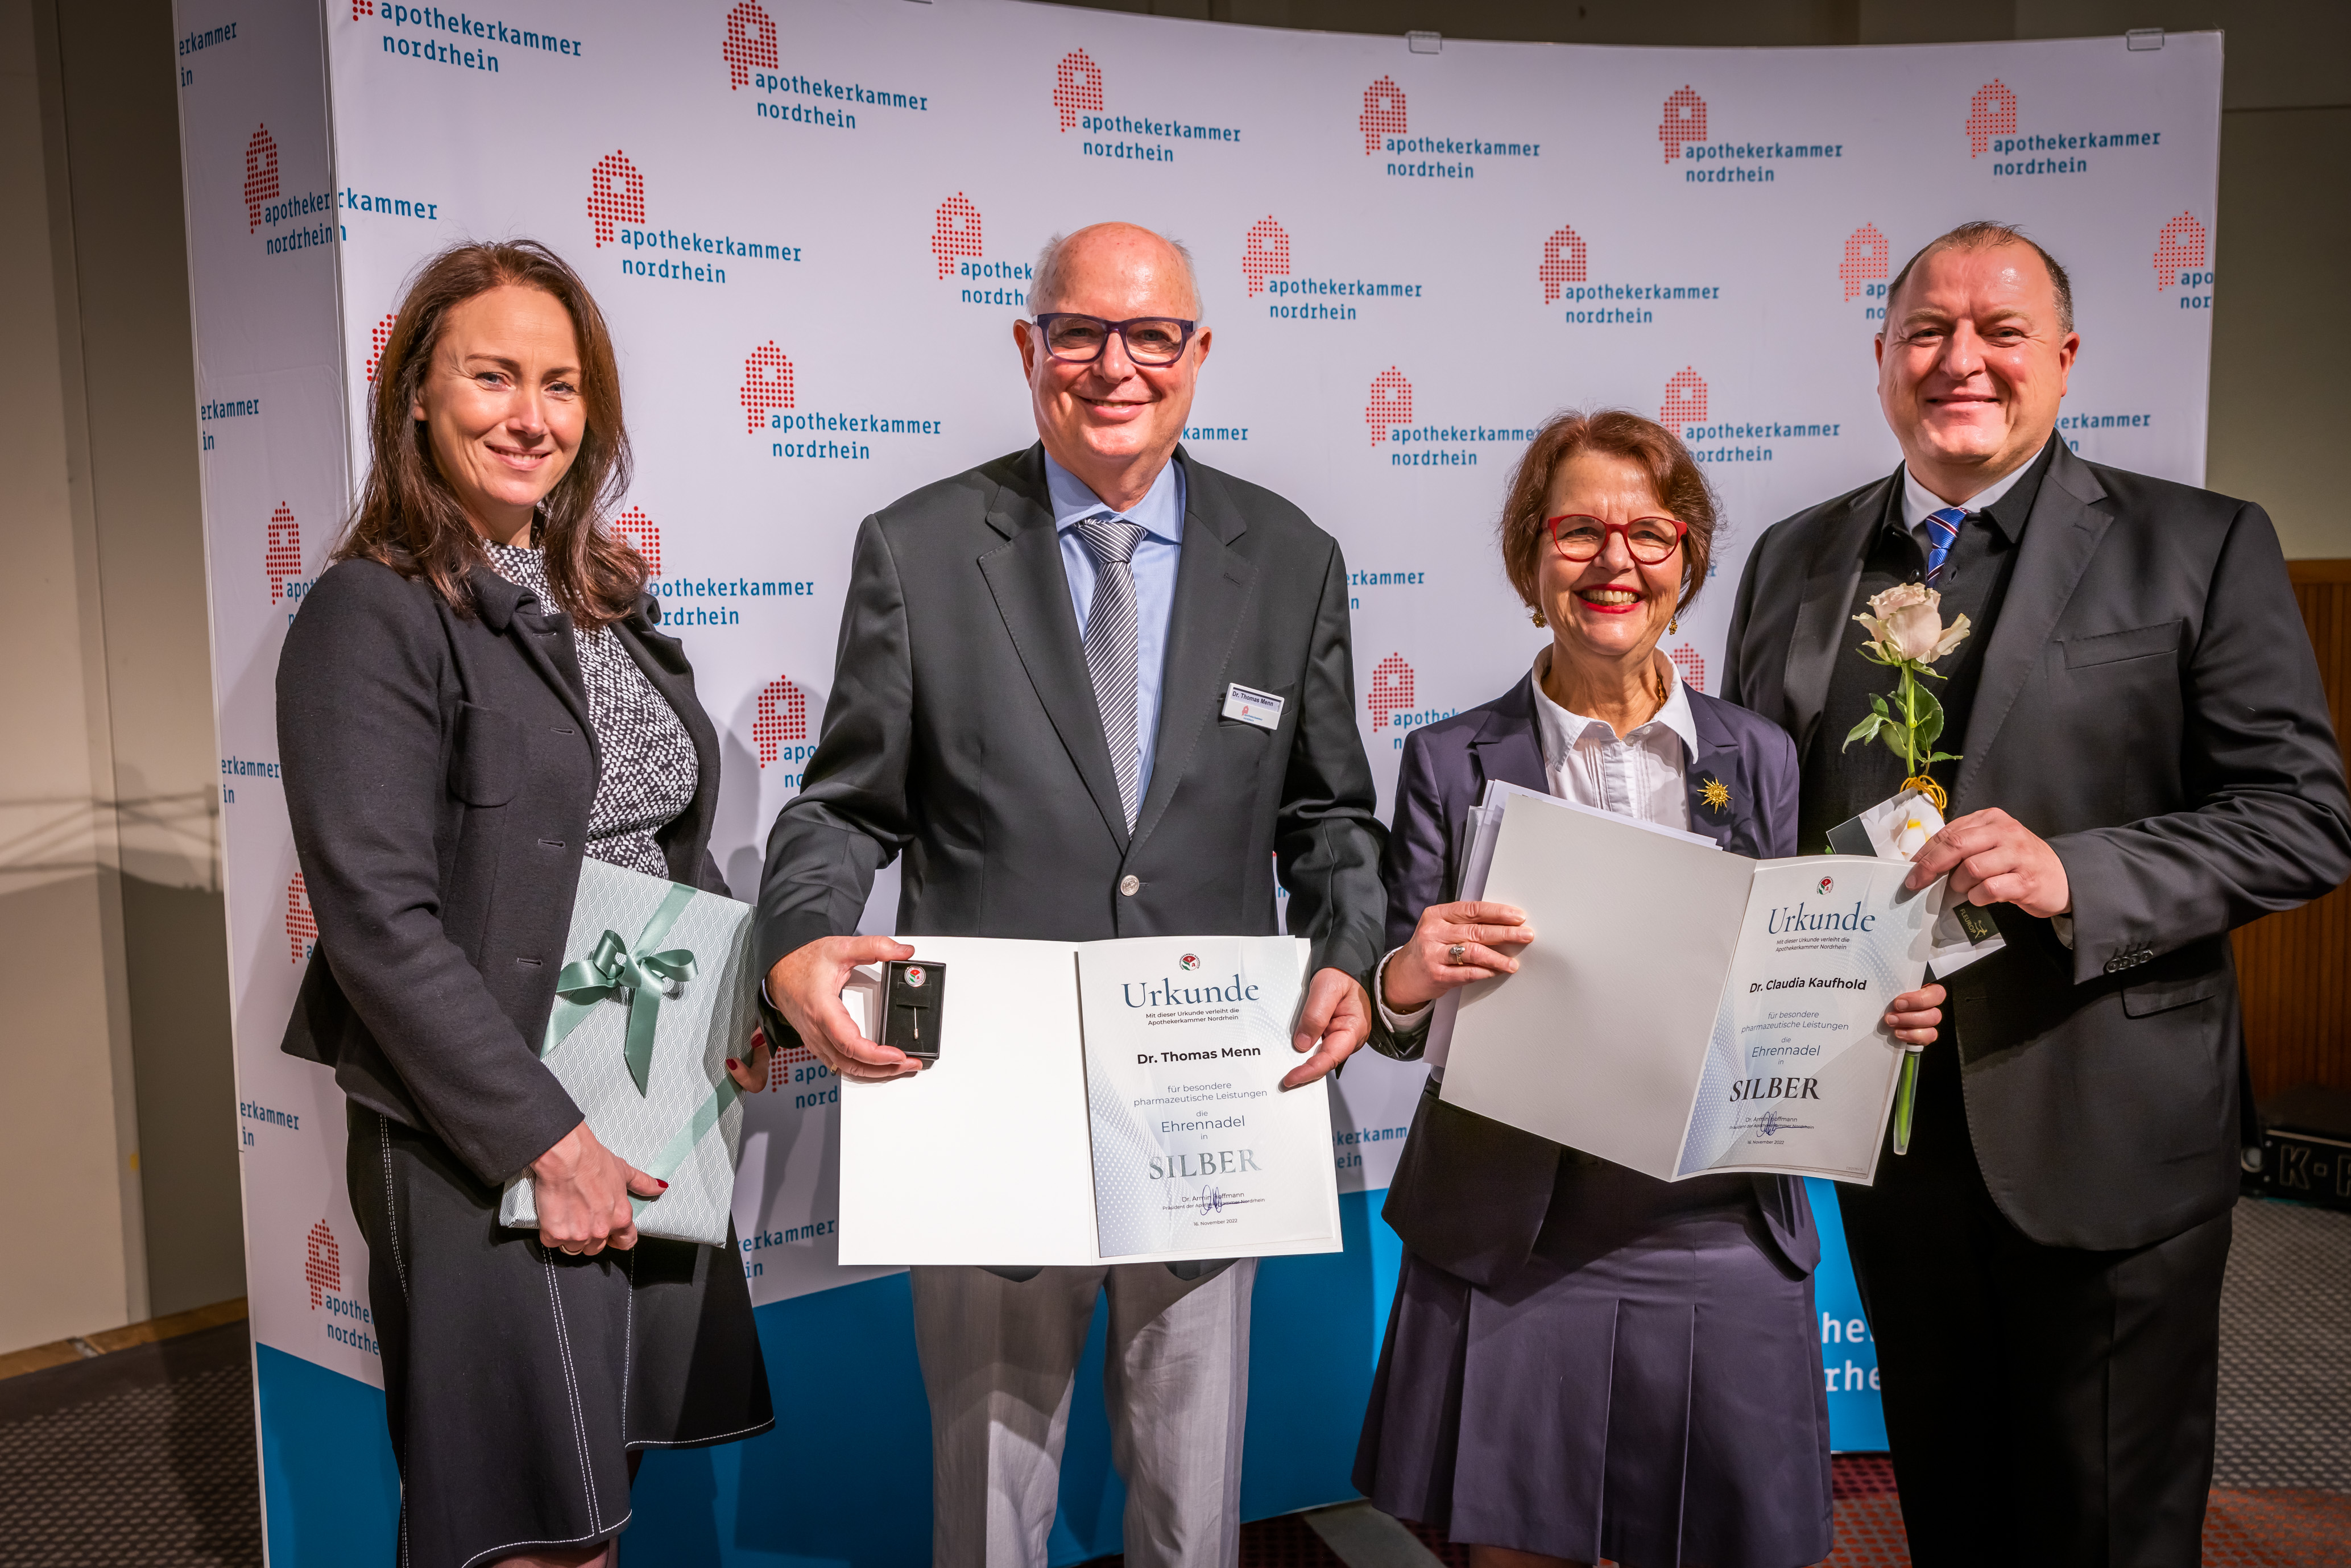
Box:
[1440,790,1939,1185]
[838,934,1343,1267]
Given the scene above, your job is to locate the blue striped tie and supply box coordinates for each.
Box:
[1923,506,1965,585]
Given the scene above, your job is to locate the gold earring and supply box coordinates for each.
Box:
[1668,615,1678,634]
[1530,608,1545,627]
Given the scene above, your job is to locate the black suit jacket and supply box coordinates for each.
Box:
[278,558,728,1185]
[759,442,1386,987]
[1723,442,2351,1250]
[1367,673,1820,1288]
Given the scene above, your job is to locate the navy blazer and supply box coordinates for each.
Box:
[1367,671,1820,1288]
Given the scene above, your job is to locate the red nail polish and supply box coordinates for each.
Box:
[725,1058,740,1071]
[657,1180,669,1189]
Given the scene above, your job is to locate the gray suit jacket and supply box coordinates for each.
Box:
[759,441,1386,1016]
[279,560,729,1184]
[1723,442,2351,1251]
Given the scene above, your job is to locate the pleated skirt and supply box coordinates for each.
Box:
[1354,1162,1832,1568]
[347,1103,775,1568]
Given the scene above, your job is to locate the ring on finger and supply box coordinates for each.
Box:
[1447,943,1466,965]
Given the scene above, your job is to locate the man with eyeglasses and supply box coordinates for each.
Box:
[755,222,1386,1567]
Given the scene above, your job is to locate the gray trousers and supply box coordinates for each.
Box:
[909,1260,1257,1568]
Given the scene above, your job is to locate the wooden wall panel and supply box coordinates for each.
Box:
[2233,560,2351,1098]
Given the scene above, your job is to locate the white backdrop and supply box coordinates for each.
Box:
[172,0,2221,1555]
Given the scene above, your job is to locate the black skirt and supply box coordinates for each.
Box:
[1355,1160,1832,1568]
[347,1104,773,1568]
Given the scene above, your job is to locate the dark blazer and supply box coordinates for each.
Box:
[1723,442,2351,1251]
[758,444,1386,980]
[1367,671,1820,1289]
[278,558,729,1185]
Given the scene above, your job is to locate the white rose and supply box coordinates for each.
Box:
[1855,584,1972,665]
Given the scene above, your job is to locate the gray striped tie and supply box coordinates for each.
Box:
[1077,516,1147,829]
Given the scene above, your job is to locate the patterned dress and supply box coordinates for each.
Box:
[484,541,697,878]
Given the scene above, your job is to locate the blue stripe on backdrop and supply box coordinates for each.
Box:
[256,1186,1882,1564]
[1812,1176,1888,1450]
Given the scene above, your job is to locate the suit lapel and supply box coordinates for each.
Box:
[1682,697,1747,851]
[1131,453,1253,849]
[1781,474,1894,758]
[975,448,1132,847]
[1468,675,1549,797]
[473,566,597,740]
[1952,443,2110,808]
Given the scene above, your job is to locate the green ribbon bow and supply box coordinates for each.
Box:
[544,882,700,1095]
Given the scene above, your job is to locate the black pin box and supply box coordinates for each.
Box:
[2259,1083,2351,1211]
[880,959,946,1061]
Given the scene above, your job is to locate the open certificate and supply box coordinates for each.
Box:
[838,934,1343,1267]
[1441,791,1939,1184]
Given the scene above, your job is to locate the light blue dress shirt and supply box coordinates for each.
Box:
[1044,451,1186,804]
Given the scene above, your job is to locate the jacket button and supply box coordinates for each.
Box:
[1119,875,1141,897]
[2106,956,2127,975]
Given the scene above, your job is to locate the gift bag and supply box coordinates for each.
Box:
[499,858,759,1247]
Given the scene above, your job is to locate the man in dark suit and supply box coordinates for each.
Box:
[1723,220,2350,1563]
[756,222,1385,1567]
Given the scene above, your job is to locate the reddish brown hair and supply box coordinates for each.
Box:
[334,240,644,628]
[1497,408,1719,616]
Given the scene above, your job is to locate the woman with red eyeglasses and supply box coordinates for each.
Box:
[1350,409,1943,1568]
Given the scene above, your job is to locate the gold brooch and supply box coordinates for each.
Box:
[1699,776,1731,814]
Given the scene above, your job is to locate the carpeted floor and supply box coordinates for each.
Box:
[1,1195,2344,1567]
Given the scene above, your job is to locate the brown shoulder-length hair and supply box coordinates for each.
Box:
[1497,408,1720,617]
[335,239,644,628]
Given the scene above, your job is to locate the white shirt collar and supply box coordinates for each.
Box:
[1042,450,1186,544]
[1529,644,1699,762]
[1899,457,2032,533]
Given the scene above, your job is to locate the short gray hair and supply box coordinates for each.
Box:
[1885,220,2075,335]
[1027,227,1204,321]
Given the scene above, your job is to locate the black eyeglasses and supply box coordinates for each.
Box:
[1028,313,1199,367]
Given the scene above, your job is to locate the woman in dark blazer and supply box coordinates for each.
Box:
[1351,411,1941,1568]
[278,241,772,1568]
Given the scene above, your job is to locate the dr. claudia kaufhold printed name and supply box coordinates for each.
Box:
[1750,976,1870,992]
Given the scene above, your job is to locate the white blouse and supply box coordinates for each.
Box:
[1376,647,1698,1033]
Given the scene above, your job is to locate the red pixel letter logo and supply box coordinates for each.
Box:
[612,507,661,576]
[2154,213,2207,291]
[352,0,372,16]
[1659,88,1706,163]
[722,1,777,90]
[244,124,280,231]
[1243,217,1290,298]
[1840,223,1890,302]
[1966,80,2017,159]
[933,194,983,280]
[1360,76,1406,154]
[305,1219,341,1309]
[365,312,398,384]
[1661,367,1709,431]
[1054,49,1103,132]
[1366,369,1412,446]
[1669,644,1708,694]
[266,504,301,604]
[1368,655,1415,731]
[288,874,317,963]
[588,151,645,248]
[755,676,808,768]
[1540,224,1588,303]
[742,342,796,433]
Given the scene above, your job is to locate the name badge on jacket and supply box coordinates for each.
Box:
[1222,683,1284,731]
